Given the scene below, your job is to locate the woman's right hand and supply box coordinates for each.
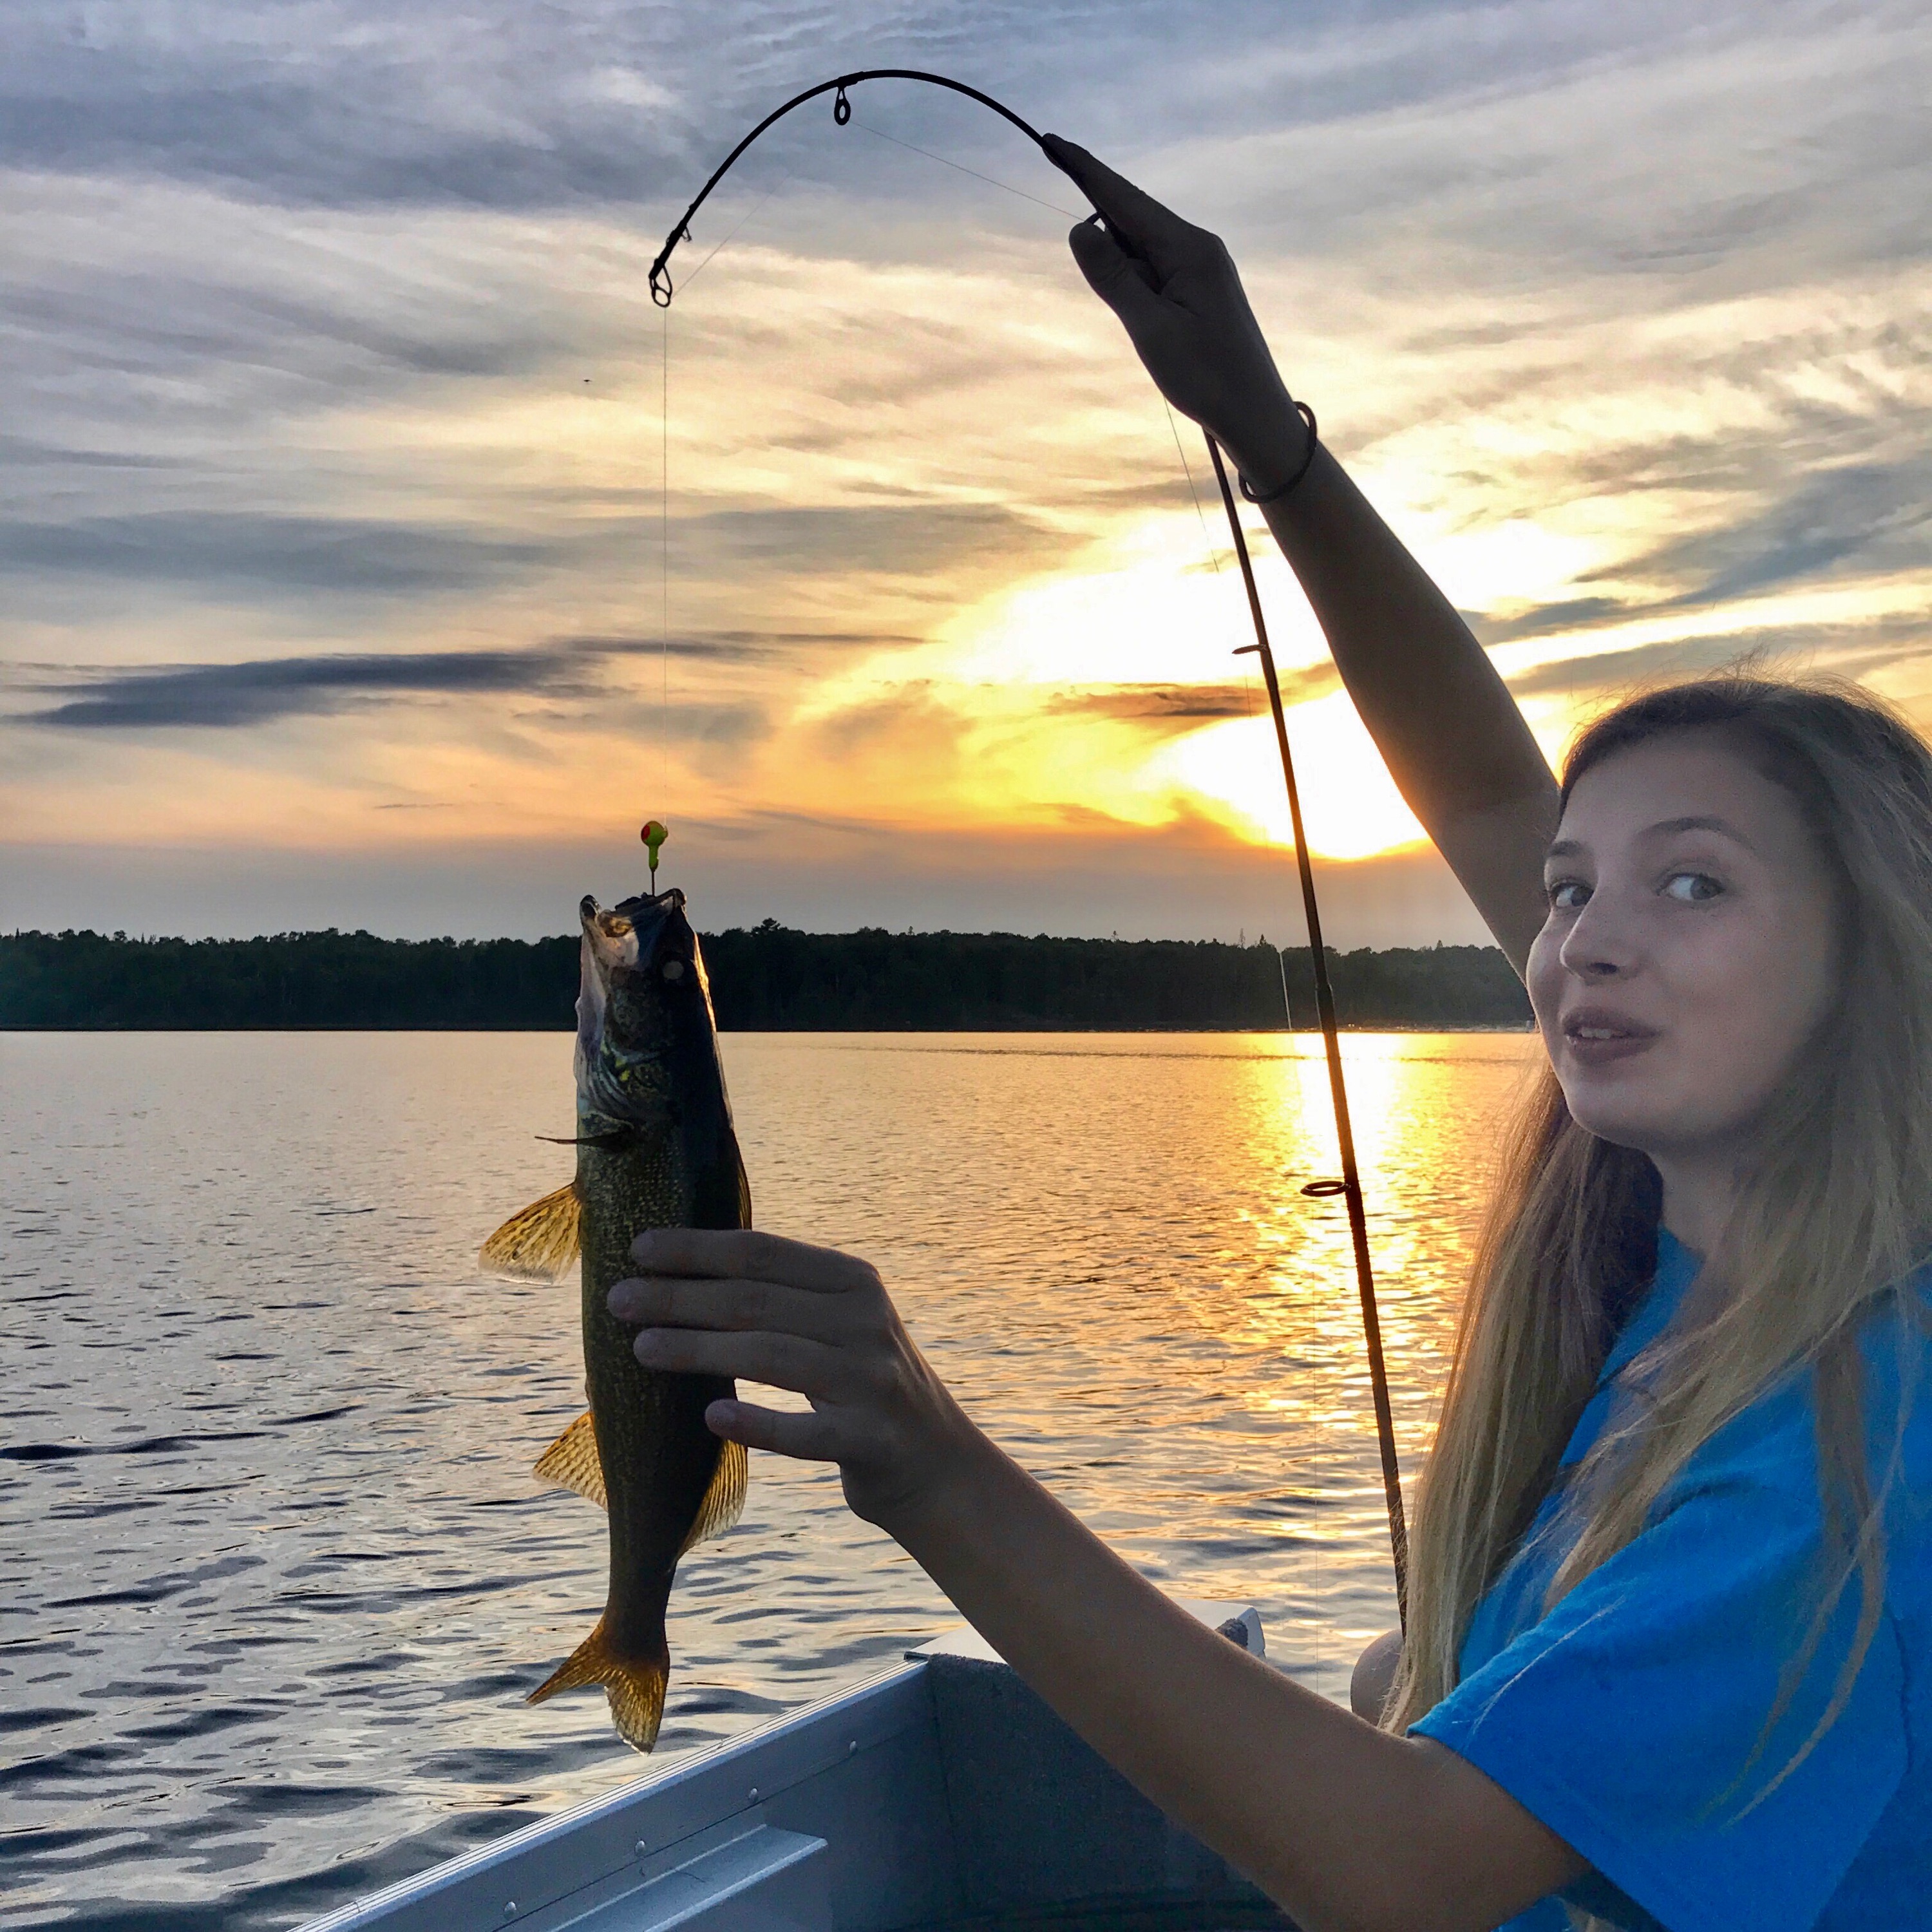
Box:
[1043,135,1310,493]
[608,1227,987,1533]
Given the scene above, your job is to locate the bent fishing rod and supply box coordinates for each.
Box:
[648,68,1409,1619]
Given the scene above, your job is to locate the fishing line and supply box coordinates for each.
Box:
[1164,400,1223,574]
[679,168,791,293]
[648,68,1408,1617]
[851,118,1083,218]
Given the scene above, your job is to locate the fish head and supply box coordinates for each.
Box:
[575,889,715,1128]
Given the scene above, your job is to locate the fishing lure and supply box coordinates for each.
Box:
[649,69,1408,1615]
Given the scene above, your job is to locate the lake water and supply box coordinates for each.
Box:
[1,1028,1540,1929]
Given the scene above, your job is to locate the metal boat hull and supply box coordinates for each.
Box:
[299,1602,1289,1932]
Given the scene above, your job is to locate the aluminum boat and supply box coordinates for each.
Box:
[298,1598,1293,1932]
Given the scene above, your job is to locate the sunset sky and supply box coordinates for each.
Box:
[5,1,1928,945]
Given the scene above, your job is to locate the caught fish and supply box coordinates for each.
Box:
[482,887,750,1751]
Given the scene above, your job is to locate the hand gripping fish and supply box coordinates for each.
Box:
[482,889,751,1751]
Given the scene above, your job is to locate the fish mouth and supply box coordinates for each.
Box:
[580,889,692,981]
[576,890,698,1121]
[1560,1005,1660,1066]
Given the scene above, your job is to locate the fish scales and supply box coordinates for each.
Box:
[482,887,750,1751]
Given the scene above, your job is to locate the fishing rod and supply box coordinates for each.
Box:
[1205,439,1408,1620]
[647,69,1409,1618]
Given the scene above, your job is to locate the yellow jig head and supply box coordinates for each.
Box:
[641,819,668,891]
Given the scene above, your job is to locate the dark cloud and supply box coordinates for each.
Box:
[1468,456,1932,648]
[0,513,551,597]
[0,431,182,473]
[1467,597,1630,647]
[563,627,920,658]
[1501,618,1932,703]
[23,646,590,729]
[1057,683,1258,723]
[0,500,1052,605]
[14,629,872,730]
[1053,673,1340,724]
[1630,460,1932,609]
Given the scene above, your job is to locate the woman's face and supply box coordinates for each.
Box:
[1528,732,1841,1165]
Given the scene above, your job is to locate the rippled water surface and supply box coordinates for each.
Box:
[1,1028,1540,1929]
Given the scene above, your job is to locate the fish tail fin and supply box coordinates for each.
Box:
[480,1180,582,1282]
[528,1617,667,1752]
[676,1436,748,1558]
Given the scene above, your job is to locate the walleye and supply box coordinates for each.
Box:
[482,888,750,1752]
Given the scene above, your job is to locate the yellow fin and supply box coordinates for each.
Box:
[676,1436,748,1558]
[480,1181,582,1282]
[527,1617,666,1752]
[535,1409,605,1509]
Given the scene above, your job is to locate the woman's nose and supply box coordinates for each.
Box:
[1558,890,1636,978]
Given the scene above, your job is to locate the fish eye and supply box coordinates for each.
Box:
[661,958,686,981]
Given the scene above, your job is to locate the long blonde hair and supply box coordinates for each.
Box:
[1388,676,1932,1795]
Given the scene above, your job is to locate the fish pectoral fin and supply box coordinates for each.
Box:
[480,1181,582,1282]
[527,1617,666,1753]
[535,1409,606,1509]
[676,1435,748,1558]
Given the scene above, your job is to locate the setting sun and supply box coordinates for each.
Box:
[1155,692,1428,860]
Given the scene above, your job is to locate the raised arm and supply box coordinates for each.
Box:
[1043,137,1558,974]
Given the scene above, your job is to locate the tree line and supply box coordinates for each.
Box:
[0,923,1532,1032]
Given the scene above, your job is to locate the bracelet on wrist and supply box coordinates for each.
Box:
[1238,400,1320,506]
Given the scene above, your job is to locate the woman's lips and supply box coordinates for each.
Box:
[1561,1009,1660,1066]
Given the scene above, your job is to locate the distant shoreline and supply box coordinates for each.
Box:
[0,926,1534,1033]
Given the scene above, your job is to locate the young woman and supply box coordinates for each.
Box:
[603,144,1932,1931]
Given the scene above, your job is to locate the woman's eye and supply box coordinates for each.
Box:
[1547,880,1590,911]
[1662,871,1723,903]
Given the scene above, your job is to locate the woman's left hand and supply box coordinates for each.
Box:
[608,1227,982,1531]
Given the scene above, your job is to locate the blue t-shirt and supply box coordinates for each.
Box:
[1411,1230,1932,1931]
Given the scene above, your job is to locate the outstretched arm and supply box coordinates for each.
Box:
[612,1231,1584,1932]
[1043,137,1558,974]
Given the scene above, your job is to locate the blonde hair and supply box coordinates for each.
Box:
[1387,676,1932,1803]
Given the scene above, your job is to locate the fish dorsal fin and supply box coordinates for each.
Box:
[676,1436,748,1558]
[535,1408,605,1508]
[480,1181,582,1282]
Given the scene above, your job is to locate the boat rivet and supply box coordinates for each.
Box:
[504,1906,518,1921]
[636,1839,648,1857]
[748,1785,759,1801]
[848,1739,858,1755]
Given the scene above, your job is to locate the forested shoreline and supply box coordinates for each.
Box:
[0,923,1533,1032]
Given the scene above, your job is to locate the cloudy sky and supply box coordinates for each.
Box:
[4,1,1928,943]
